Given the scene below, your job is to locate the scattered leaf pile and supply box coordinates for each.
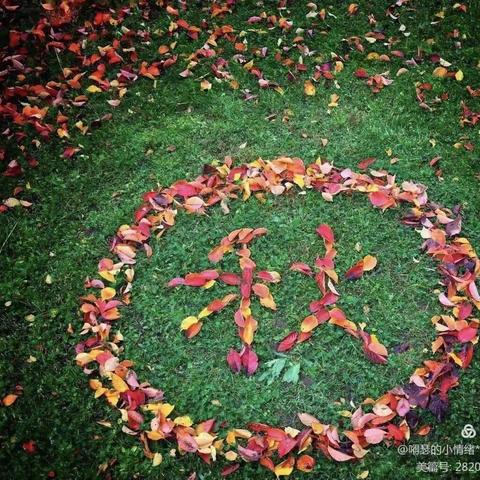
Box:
[1,1,477,212]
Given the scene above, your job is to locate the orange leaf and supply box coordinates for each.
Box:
[433,66,448,78]
[296,454,315,472]
[186,321,203,338]
[300,315,319,333]
[2,394,18,407]
[304,80,316,96]
[362,255,377,271]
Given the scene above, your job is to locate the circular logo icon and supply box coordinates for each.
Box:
[461,424,477,439]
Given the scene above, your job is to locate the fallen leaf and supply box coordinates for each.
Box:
[328,93,340,108]
[2,394,18,406]
[304,80,316,96]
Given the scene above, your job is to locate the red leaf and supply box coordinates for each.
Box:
[458,302,473,320]
[316,224,335,243]
[184,273,208,287]
[290,262,313,276]
[219,272,241,285]
[22,440,37,455]
[457,327,477,343]
[354,68,369,78]
[277,435,297,457]
[256,271,281,283]
[364,427,386,445]
[241,347,258,376]
[221,464,240,477]
[357,157,376,170]
[167,277,185,287]
[277,332,298,352]
[345,262,364,280]
[226,349,242,373]
[369,191,395,210]
[238,446,261,462]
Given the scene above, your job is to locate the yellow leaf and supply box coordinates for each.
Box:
[195,431,215,450]
[260,294,276,310]
[104,389,119,406]
[4,198,20,208]
[347,3,359,16]
[75,352,93,366]
[96,420,112,428]
[203,279,216,289]
[125,268,134,282]
[159,403,175,417]
[233,428,252,439]
[455,70,464,81]
[174,416,193,427]
[242,180,251,201]
[152,452,163,466]
[284,427,300,437]
[181,316,198,330]
[357,471,369,479]
[2,394,18,407]
[293,174,305,188]
[328,93,339,108]
[111,373,129,393]
[311,421,324,434]
[242,319,254,344]
[87,85,102,93]
[300,315,319,333]
[147,430,165,441]
[449,351,463,367]
[99,270,116,282]
[198,307,211,319]
[274,457,294,477]
[243,59,254,71]
[94,387,107,398]
[226,430,237,445]
[304,80,316,96]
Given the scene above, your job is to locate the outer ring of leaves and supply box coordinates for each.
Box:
[76,157,479,475]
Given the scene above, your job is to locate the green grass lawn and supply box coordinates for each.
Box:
[1,1,480,479]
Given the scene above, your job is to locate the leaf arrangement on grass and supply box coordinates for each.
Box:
[2,1,478,213]
[75,156,479,477]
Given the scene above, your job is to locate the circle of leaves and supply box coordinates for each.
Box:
[76,157,479,476]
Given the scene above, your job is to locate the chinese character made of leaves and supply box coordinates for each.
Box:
[168,225,388,376]
[168,227,280,375]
